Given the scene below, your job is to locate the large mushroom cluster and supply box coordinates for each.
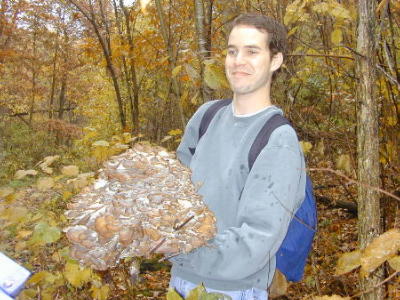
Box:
[64,143,216,270]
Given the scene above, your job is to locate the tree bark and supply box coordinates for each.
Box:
[118,0,140,134]
[49,37,59,119]
[29,17,38,125]
[58,21,70,121]
[112,0,134,127]
[58,74,67,119]
[356,1,383,299]
[194,0,213,103]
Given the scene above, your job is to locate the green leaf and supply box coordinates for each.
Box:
[166,288,184,300]
[92,140,110,147]
[64,262,92,288]
[204,63,229,90]
[92,143,112,162]
[122,132,132,143]
[168,129,183,136]
[29,271,53,285]
[312,3,330,14]
[91,283,110,300]
[187,283,207,300]
[18,288,38,300]
[41,287,55,300]
[313,2,351,21]
[330,5,351,20]
[331,28,343,45]
[201,292,232,300]
[299,141,313,154]
[29,222,61,245]
[172,65,183,77]
[284,0,304,25]
[287,26,298,37]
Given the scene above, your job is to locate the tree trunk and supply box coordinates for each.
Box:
[356,1,383,299]
[154,0,186,129]
[58,23,70,121]
[49,35,59,119]
[119,0,140,134]
[112,0,134,129]
[58,74,67,120]
[29,18,38,125]
[194,0,213,103]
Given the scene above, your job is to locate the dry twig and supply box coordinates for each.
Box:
[309,168,400,202]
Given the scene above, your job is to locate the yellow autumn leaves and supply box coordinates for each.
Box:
[167,284,231,300]
[11,132,134,193]
[336,229,400,276]
[92,132,133,162]
[28,262,110,300]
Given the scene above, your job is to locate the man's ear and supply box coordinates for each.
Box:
[270,52,283,72]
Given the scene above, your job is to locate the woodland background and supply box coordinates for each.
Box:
[0,0,399,299]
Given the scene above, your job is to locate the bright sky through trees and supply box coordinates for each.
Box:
[123,0,135,6]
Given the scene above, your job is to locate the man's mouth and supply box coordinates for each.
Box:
[232,71,250,76]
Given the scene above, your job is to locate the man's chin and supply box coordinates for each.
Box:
[232,86,253,95]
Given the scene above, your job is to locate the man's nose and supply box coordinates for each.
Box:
[233,51,246,65]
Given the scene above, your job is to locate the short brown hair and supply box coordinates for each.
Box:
[229,13,288,60]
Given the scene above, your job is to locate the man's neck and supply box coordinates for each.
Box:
[233,89,272,115]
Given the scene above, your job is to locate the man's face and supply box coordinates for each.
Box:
[225,25,280,96]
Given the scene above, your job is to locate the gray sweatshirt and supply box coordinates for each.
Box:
[170,100,306,291]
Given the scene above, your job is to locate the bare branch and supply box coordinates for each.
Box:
[309,168,400,202]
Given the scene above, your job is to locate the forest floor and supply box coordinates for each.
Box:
[2,144,398,299]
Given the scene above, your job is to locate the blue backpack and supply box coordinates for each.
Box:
[189,99,317,282]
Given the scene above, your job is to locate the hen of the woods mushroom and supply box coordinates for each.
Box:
[64,143,216,271]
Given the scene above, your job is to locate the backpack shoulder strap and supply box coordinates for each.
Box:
[189,99,232,155]
[198,99,232,140]
[248,114,291,170]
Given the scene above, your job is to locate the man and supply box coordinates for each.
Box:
[158,13,306,299]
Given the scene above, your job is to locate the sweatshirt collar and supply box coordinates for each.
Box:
[230,103,282,123]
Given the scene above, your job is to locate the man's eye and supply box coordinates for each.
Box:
[227,49,237,55]
[248,50,258,55]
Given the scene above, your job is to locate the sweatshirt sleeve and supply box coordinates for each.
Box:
[176,101,217,167]
[174,125,306,281]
